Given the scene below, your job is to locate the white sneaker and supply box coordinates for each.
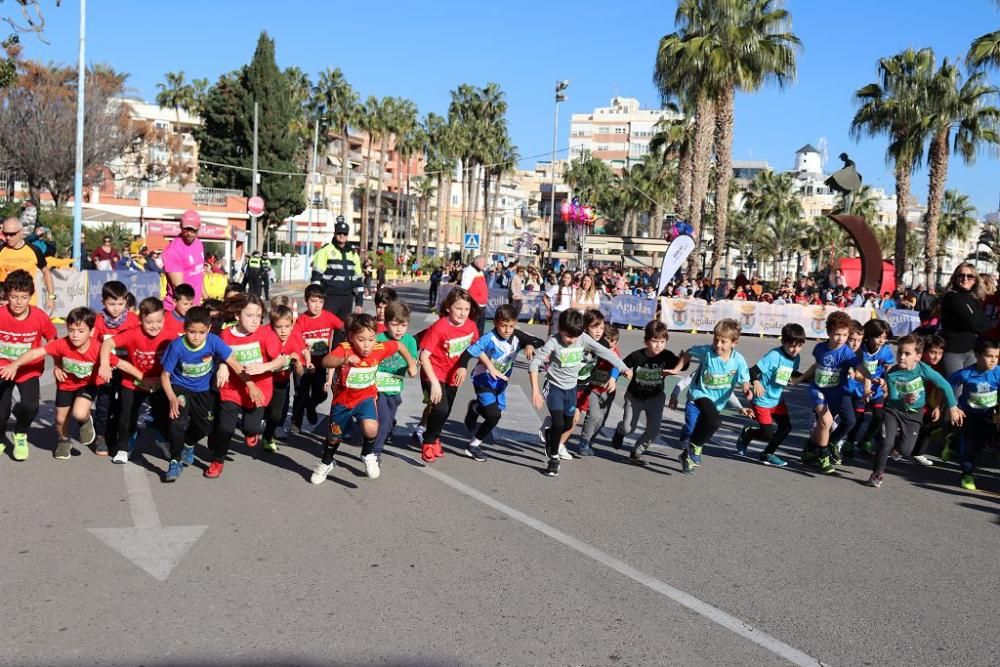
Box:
[913,454,934,467]
[362,453,381,479]
[310,460,335,485]
[111,450,129,464]
[558,444,573,460]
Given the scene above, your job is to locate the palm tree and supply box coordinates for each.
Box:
[483,139,517,258]
[967,1,1000,71]
[423,112,457,257]
[284,67,313,172]
[800,217,848,278]
[357,95,386,256]
[372,97,400,255]
[744,170,803,278]
[936,189,978,283]
[851,47,935,287]
[921,58,1000,288]
[648,114,692,217]
[156,70,194,121]
[412,174,436,260]
[311,68,359,220]
[392,99,421,255]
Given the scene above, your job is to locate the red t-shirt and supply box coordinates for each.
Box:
[376,322,387,334]
[111,327,176,391]
[272,327,307,385]
[0,306,57,381]
[292,310,344,358]
[330,340,399,409]
[419,317,479,386]
[45,337,118,391]
[163,310,187,338]
[219,325,281,407]
[92,311,140,343]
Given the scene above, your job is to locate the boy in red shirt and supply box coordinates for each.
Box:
[310,313,416,485]
[0,269,58,460]
[291,284,344,432]
[91,280,139,456]
[162,283,195,338]
[99,296,175,463]
[262,304,306,452]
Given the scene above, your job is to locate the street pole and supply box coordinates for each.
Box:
[72,0,86,270]
[306,119,319,279]
[250,101,259,253]
[547,80,569,269]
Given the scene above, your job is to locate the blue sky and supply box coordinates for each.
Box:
[19,0,1000,215]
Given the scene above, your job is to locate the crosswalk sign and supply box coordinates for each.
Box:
[463,233,481,250]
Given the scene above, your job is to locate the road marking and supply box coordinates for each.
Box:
[393,380,826,666]
[88,463,207,582]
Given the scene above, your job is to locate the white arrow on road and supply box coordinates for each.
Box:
[89,464,206,581]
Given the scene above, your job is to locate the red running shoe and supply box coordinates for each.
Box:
[432,440,444,458]
[204,461,224,478]
[421,443,436,462]
[245,434,259,448]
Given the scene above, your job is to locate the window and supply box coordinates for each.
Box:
[452,194,459,206]
[597,144,609,152]
[614,127,626,134]
[597,126,610,134]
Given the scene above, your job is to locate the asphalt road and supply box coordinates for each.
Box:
[1,281,997,666]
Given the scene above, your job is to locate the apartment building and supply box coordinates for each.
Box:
[568,97,681,171]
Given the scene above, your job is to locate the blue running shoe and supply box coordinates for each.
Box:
[164,460,182,482]
[760,453,787,467]
[181,445,195,467]
[735,425,752,457]
[577,441,594,457]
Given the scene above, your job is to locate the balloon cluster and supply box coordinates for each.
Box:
[560,197,595,226]
[666,219,694,241]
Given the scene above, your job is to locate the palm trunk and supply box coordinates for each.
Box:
[676,142,693,217]
[686,93,716,276]
[487,171,502,259]
[374,136,388,254]
[709,88,734,280]
[340,124,350,217]
[360,138,375,257]
[893,156,913,287]
[442,171,453,257]
[394,152,403,256]
[404,160,411,257]
[924,129,950,289]
[436,173,447,256]
[470,164,481,243]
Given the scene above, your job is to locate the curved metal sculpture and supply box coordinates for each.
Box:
[823,153,884,294]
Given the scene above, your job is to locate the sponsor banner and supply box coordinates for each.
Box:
[39,267,89,313]
[657,234,696,296]
[659,298,878,339]
[86,271,162,311]
[878,308,921,337]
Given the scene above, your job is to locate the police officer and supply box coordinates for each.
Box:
[260,252,272,300]
[244,250,264,297]
[312,216,363,340]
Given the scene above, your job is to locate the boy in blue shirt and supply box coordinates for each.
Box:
[947,337,1000,491]
[160,306,254,483]
[734,323,806,467]
[843,319,894,460]
[460,304,543,461]
[798,311,860,474]
[680,318,751,474]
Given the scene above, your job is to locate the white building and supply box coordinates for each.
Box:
[568,97,681,172]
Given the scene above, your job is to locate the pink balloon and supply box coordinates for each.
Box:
[560,202,570,222]
[583,206,593,222]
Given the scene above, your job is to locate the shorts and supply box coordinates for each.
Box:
[809,387,842,410]
[545,385,577,416]
[476,387,507,411]
[329,397,378,437]
[55,384,98,408]
[575,386,593,412]
[752,401,788,426]
[853,396,884,413]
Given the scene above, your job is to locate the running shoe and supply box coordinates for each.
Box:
[263,439,279,453]
[11,433,28,461]
[112,450,129,464]
[54,438,72,460]
[939,443,954,463]
[680,452,694,474]
[244,434,260,448]
[735,425,752,457]
[421,443,437,463]
[79,416,96,446]
[181,445,195,467]
[558,444,573,460]
[817,455,837,475]
[362,453,381,479]
[464,400,478,433]
[628,447,646,466]
[94,435,108,457]
[611,430,625,450]
[759,452,787,467]
[164,460,182,482]
[842,440,855,460]
[859,440,875,456]
[576,441,594,457]
[310,460,335,484]
[204,461,224,479]
[866,472,883,488]
[432,440,445,458]
[912,455,934,467]
[829,440,843,465]
[544,458,560,477]
[411,426,426,448]
[960,474,976,491]
[690,444,703,466]
[464,445,487,462]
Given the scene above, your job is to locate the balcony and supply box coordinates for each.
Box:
[193,187,243,206]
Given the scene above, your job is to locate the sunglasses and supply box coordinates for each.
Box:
[958,274,976,280]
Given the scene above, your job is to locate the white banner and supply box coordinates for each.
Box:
[659,298,877,339]
[657,235,696,297]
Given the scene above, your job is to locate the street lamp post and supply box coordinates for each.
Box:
[547,80,569,268]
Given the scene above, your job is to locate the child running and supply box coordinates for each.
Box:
[311,314,417,485]
[98,297,174,463]
[261,304,306,453]
[574,323,621,456]
[867,335,963,488]
[0,269,57,461]
[91,280,140,456]
[548,309,609,460]
[529,309,631,477]
[734,323,806,467]
[610,320,686,465]
[159,306,252,483]
[207,294,290,479]
[946,337,1000,491]
[418,287,480,463]
[911,334,946,466]
[843,319,894,460]
[367,300,418,477]
[163,283,196,337]
[291,284,344,432]
[459,303,543,461]
[679,318,751,474]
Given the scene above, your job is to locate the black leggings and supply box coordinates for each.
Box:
[474,402,502,441]
[847,405,884,444]
[545,410,575,458]
[0,377,39,435]
[94,375,122,446]
[263,382,290,441]
[745,413,792,456]
[690,397,721,447]
[209,400,266,462]
[423,382,458,445]
[291,364,326,426]
[116,387,168,455]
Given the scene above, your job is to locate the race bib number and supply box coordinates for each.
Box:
[894,377,923,405]
[446,334,473,357]
[968,390,998,410]
[181,357,213,379]
[774,365,793,386]
[815,368,839,388]
[0,341,29,362]
[494,358,513,376]
[345,365,377,389]
[577,361,596,381]
[702,371,734,389]
[305,337,329,356]
[636,367,663,386]
[558,346,583,367]
[62,358,94,379]
[231,342,264,366]
[375,370,403,394]
[864,360,879,375]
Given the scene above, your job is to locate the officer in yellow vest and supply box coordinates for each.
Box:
[244,250,264,297]
[311,217,363,340]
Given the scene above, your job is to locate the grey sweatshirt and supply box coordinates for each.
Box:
[530,333,630,390]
